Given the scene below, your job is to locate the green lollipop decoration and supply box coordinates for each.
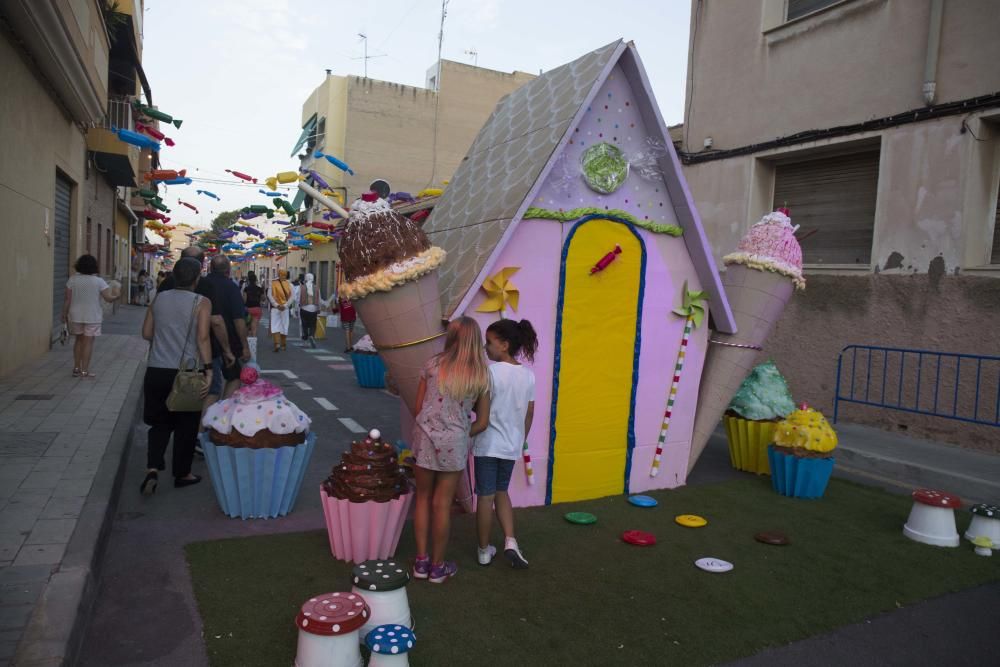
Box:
[581,142,629,194]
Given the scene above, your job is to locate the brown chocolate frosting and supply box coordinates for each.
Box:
[338,203,431,281]
[323,434,410,502]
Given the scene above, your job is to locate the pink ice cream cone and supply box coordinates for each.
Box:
[687,210,805,473]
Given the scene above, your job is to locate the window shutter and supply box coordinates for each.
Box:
[773,150,880,265]
[787,0,844,21]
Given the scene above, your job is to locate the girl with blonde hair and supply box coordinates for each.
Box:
[412,316,491,583]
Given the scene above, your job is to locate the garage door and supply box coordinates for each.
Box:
[52,173,72,340]
[773,150,880,265]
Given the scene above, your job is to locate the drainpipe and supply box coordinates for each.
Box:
[922,0,943,106]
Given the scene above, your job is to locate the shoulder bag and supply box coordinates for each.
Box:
[166,295,207,412]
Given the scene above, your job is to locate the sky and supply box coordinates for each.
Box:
[141,0,693,232]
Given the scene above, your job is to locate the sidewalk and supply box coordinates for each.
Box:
[0,305,146,667]
[833,422,1000,505]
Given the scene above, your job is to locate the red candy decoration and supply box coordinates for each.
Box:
[590,245,622,275]
[361,191,378,202]
[240,366,259,385]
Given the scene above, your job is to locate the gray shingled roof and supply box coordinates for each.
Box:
[424,40,625,316]
[424,40,736,333]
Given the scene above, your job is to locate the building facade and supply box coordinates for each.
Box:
[289,60,535,302]
[0,0,152,377]
[298,60,536,203]
[679,0,1000,450]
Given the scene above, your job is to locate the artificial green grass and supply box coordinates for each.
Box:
[186,477,999,666]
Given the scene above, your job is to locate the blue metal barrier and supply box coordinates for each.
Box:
[833,345,1000,427]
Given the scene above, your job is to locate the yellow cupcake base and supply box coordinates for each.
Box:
[724,415,774,475]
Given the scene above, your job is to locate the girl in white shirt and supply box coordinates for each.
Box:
[62,254,119,378]
[474,319,538,568]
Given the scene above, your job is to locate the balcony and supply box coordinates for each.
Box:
[86,97,140,187]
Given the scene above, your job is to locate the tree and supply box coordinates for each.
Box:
[211,210,240,235]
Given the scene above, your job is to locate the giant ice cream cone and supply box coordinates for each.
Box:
[338,193,447,416]
[687,210,805,473]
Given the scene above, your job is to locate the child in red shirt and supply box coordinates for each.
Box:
[334,297,357,352]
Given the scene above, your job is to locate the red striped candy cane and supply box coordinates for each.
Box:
[650,315,694,477]
[523,440,535,485]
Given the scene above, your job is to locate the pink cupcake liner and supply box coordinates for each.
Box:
[321,488,414,563]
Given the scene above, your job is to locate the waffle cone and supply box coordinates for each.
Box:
[353,271,445,416]
[687,265,795,473]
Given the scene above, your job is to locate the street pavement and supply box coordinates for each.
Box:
[0,304,147,667]
[5,306,991,666]
[78,314,401,666]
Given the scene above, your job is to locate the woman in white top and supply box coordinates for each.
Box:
[474,318,538,569]
[62,254,119,378]
[298,273,323,348]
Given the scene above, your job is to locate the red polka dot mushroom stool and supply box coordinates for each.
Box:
[350,559,412,640]
[903,489,962,547]
[964,503,1000,551]
[294,592,370,667]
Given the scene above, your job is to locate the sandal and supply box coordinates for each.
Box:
[72,368,81,377]
[81,371,96,378]
[140,471,158,496]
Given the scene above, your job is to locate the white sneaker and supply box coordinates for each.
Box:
[477,544,496,566]
[504,539,529,569]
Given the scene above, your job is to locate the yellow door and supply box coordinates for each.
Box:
[548,217,645,504]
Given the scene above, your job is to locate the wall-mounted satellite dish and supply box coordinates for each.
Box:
[369,179,391,199]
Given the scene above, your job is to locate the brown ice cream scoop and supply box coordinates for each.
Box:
[339,192,431,281]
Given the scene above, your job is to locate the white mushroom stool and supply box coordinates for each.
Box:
[365,625,415,666]
[351,559,412,640]
[902,488,962,547]
[964,503,1000,549]
[294,592,370,667]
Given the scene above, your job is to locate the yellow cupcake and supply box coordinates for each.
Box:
[773,406,838,453]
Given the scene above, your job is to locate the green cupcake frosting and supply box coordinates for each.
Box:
[728,361,795,421]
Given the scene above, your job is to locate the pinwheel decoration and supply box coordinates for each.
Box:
[671,281,709,329]
[475,267,520,318]
[651,281,709,478]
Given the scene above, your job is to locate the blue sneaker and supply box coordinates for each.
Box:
[428,560,458,584]
[412,555,430,579]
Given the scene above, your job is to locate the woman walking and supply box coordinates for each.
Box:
[139,258,212,495]
[62,254,119,378]
[298,273,321,348]
[242,271,264,337]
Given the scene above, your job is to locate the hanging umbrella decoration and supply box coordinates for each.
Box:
[475,267,520,319]
[650,281,708,478]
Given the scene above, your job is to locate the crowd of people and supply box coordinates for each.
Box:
[64,252,539,582]
[64,249,348,495]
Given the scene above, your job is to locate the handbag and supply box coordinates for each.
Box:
[166,296,207,412]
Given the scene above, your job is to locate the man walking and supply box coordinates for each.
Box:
[205,255,251,402]
[268,269,294,352]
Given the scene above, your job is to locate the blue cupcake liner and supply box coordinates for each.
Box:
[351,353,386,388]
[767,445,834,499]
[200,431,316,519]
